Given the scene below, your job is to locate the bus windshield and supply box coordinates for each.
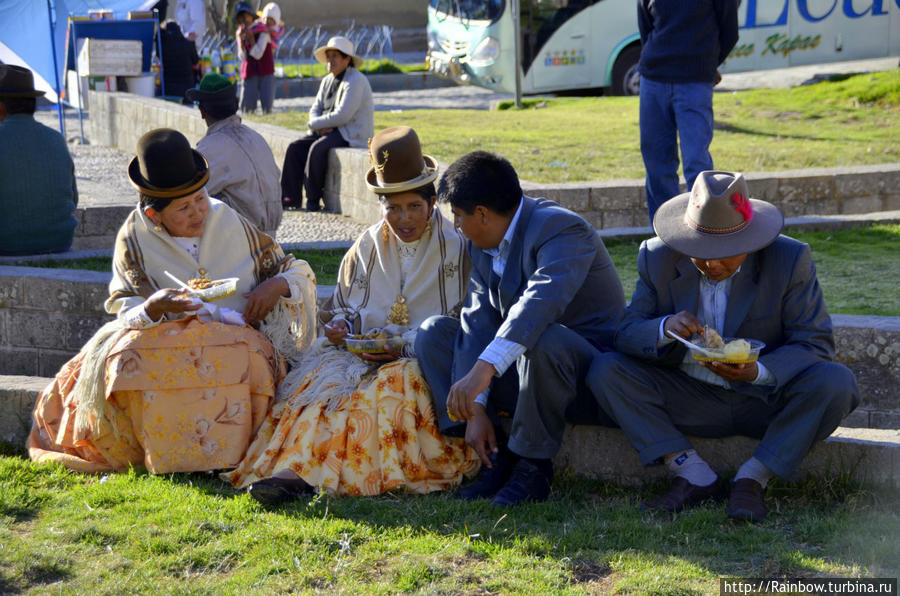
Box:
[429,0,505,23]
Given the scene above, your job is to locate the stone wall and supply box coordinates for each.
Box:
[89,91,900,233]
[0,266,114,377]
[2,266,898,425]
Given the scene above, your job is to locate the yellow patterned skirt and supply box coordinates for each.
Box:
[28,318,281,474]
[224,352,479,495]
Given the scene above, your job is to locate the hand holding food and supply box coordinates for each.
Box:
[324,319,351,345]
[144,287,203,321]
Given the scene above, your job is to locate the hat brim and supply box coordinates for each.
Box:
[128,149,210,199]
[184,85,237,104]
[366,155,439,195]
[653,192,784,259]
[313,45,364,68]
[0,89,46,98]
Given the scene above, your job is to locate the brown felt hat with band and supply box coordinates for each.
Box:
[365,126,438,195]
[0,65,45,98]
[653,171,784,260]
[128,128,209,199]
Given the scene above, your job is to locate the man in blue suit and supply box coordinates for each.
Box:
[416,151,626,507]
[589,171,859,521]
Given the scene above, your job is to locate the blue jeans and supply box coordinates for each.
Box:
[639,77,715,223]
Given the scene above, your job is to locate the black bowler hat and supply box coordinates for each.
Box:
[127,128,209,199]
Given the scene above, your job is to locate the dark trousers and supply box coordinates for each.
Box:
[280,130,348,210]
[415,316,612,459]
[588,352,859,480]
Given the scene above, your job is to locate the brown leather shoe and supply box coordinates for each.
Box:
[726,478,768,522]
[641,476,725,512]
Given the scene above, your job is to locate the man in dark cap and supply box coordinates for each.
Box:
[185,73,282,236]
[0,65,78,255]
[589,170,859,521]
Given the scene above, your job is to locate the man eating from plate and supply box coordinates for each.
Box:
[588,170,859,522]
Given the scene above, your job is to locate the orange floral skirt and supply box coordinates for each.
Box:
[28,318,281,474]
[224,354,479,495]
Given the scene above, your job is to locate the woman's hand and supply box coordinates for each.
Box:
[242,276,289,326]
[144,288,202,321]
[358,344,400,363]
[324,319,350,345]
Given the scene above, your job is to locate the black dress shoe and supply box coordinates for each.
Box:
[492,458,553,507]
[456,448,514,501]
[247,476,313,506]
[641,476,725,513]
[726,478,768,522]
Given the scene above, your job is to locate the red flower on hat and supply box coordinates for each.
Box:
[731,192,753,223]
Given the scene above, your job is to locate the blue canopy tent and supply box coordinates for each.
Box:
[0,0,155,134]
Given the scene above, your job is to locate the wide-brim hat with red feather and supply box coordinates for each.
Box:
[653,171,784,260]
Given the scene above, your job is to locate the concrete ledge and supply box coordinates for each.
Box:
[3,374,897,486]
[555,425,900,487]
[86,91,900,234]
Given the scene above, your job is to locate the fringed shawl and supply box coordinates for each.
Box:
[74,198,317,435]
[277,209,470,411]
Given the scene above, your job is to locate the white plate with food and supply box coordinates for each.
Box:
[667,328,765,364]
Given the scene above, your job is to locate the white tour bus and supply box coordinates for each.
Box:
[426,0,900,95]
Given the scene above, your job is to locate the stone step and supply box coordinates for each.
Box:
[2,265,899,422]
[3,375,897,486]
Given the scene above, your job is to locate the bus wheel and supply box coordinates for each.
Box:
[611,45,641,96]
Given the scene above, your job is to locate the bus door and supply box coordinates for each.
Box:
[522,0,595,91]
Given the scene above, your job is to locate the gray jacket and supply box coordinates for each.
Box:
[308,67,374,148]
[616,235,835,399]
[197,115,282,236]
[455,196,626,374]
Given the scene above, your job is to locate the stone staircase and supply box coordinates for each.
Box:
[2,265,899,486]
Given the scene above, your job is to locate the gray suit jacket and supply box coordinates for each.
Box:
[455,196,625,375]
[616,235,835,398]
[307,67,374,148]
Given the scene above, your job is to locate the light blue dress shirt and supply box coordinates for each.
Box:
[657,267,775,388]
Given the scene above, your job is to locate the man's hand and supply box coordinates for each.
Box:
[701,360,759,383]
[447,360,495,422]
[664,310,704,339]
[465,404,497,467]
[242,276,289,326]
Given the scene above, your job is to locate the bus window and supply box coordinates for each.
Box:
[430,0,506,23]
[522,0,598,72]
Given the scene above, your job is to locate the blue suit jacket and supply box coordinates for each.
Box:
[454,196,626,376]
[615,235,835,398]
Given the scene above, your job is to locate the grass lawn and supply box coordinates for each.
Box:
[279,60,426,79]
[252,68,900,185]
[10,224,900,316]
[1,451,897,594]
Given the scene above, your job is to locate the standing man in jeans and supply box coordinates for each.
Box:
[637,0,739,222]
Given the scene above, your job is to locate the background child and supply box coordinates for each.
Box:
[235,1,275,114]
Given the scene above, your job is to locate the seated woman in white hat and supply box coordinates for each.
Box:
[28,128,318,474]
[226,126,479,503]
[280,35,374,212]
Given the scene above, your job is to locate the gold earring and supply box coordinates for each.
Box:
[154,222,163,232]
[381,221,390,243]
